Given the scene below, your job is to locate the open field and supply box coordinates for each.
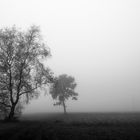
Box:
[0,112,140,140]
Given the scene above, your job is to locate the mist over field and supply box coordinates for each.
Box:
[0,0,140,114]
[1,1,140,140]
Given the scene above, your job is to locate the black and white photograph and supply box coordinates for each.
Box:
[0,0,140,139]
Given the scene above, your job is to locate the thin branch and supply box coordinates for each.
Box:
[19,81,48,96]
[0,79,8,85]
[0,102,11,108]
[19,83,38,96]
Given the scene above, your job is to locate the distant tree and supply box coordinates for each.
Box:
[0,25,53,121]
[50,74,78,114]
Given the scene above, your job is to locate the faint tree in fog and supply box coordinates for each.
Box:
[50,74,78,114]
[0,25,53,121]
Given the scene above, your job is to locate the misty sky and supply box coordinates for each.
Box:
[0,0,140,113]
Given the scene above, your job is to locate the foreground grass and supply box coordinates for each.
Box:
[0,113,140,140]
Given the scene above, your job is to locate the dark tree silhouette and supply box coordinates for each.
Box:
[50,74,78,114]
[0,25,53,121]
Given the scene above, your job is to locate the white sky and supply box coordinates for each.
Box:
[0,0,140,113]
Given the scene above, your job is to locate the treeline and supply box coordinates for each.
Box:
[0,25,78,121]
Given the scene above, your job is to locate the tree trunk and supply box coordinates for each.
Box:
[62,101,67,114]
[8,104,16,121]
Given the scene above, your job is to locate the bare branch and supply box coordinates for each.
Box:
[0,102,11,108]
[19,83,38,96]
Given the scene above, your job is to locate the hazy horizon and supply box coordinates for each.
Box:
[0,0,140,114]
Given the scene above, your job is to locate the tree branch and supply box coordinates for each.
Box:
[9,66,14,104]
[0,102,11,108]
[19,83,38,96]
[15,66,23,104]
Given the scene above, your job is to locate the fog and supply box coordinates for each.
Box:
[0,0,140,113]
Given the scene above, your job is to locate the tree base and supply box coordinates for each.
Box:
[4,116,19,122]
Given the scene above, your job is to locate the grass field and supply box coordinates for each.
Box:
[0,112,140,140]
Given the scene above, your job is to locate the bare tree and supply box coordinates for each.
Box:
[50,74,78,114]
[0,25,53,121]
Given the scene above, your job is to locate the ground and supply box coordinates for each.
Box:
[0,112,140,140]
